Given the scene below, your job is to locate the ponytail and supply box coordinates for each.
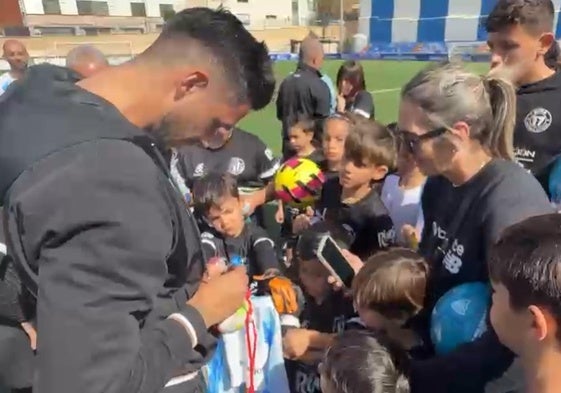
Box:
[482,76,516,160]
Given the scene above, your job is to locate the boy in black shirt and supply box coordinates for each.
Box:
[299,117,396,259]
[192,173,280,280]
[283,223,355,393]
[486,0,561,194]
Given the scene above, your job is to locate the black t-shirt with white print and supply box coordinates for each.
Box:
[177,127,278,194]
[314,177,396,259]
[411,159,553,393]
[285,290,354,393]
[200,221,279,279]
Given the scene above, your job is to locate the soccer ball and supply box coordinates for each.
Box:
[430,282,491,355]
[274,158,325,209]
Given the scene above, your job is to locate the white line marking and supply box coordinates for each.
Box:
[370,87,401,94]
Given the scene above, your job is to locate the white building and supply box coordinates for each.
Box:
[180,0,314,29]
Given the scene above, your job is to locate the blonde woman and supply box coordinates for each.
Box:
[395,61,552,393]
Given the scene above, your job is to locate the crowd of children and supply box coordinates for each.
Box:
[175,1,561,392]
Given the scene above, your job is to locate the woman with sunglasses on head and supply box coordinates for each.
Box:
[336,60,374,119]
[396,61,552,393]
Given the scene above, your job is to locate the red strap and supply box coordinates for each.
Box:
[244,292,257,393]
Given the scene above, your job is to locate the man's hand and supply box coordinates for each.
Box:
[187,266,248,328]
[283,328,312,360]
[21,321,37,350]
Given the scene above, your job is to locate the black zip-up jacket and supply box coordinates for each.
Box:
[276,63,331,141]
[515,71,561,194]
[0,65,213,393]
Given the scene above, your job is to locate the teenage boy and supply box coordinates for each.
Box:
[486,0,561,194]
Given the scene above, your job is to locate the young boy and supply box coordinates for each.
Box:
[351,247,430,359]
[299,117,397,259]
[192,172,280,279]
[319,330,411,393]
[489,213,561,393]
[283,223,355,393]
[486,0,561,194]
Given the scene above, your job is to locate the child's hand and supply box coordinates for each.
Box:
[283,328,312,360]
[336,94,346,113]
[292,207,315,234]
[275,205,285,224]
[401,224,420,249]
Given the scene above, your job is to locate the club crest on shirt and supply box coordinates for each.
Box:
[228,157,245,176]
[193,163,205,177]
[524,107,552,133]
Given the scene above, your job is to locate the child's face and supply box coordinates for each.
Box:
[490,281,534,357]
[206,195,245,238]
[298,258,331,301]
[322,119,349,168]
[339,155,387,190]
[289,126,314,155]
[487,24,553,86]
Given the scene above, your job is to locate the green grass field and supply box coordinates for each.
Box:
[238,60,489,153]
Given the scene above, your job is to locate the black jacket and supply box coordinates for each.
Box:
[276,63,331,140]
[0,65,213,393]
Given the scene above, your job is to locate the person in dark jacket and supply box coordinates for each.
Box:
[397,61,552,393]
[276,35,331,159]
[486,0,561,195]
[0,7,275,393]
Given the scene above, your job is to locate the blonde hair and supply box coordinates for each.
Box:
[401,60,516,160]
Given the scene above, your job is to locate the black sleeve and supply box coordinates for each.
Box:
[352,90,374,119]
[254,140,279,183]
[483,177,553,253]
[410,330,514,393]
[276,82,284,121]
[249,226,280,275]
[313,81,331,119]
[200,231,222,260]
[369,214,396,249]
[9,141,211,393]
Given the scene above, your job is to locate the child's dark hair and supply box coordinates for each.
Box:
[344,117,397,172]
[352,248,428,321]
[321,330,411,393]
[290,117,317,134]
[336,60,367,92]
[489,213,561,342]
[192,172,239,215]
[485,0,554,34]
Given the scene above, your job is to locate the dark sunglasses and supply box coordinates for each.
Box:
[396,127,448,154]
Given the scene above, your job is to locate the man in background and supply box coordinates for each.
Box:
[65,45,109,78]
[0,40,28,95]
[276,34,331,159]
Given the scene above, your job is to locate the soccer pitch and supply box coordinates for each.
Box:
[238,60,489,153]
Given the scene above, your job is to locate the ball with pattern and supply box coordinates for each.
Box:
[274,158,325,209]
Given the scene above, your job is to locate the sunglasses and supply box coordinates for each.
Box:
[396,127,448,154]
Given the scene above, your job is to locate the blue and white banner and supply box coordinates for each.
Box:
[359,0,561,43]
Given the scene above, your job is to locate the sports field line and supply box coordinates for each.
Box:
[370,87,401,94]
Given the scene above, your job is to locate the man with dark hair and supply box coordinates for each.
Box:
[486,0,561,195]
[65,44,109,78]
[0,7,275,393]
[489,213,561,393]
[276,34,331,159]
[0,40,28,95]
